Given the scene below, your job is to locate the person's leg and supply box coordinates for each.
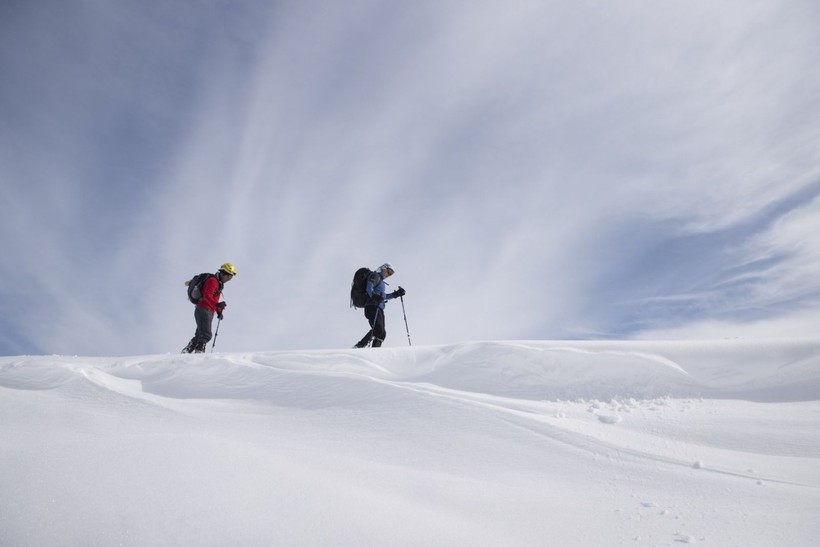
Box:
[371,309,386,347]
[355,306,377,348]
[193,307,214,351]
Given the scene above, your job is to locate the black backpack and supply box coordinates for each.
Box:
[185,273,215,304]
[350,267,372,308]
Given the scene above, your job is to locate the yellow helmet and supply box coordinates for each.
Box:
[219,262,237,276]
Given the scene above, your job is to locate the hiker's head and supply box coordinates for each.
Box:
[378,263,395,278]
[218,262,237,281]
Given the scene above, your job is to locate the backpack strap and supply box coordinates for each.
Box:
[366,271,385,303]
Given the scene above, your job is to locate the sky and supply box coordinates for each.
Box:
[2,340,819,544]
[1,0,819,356]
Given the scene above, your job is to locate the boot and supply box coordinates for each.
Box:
[371,338,383,348]
[354,332,372,348]
[182,339,197,353]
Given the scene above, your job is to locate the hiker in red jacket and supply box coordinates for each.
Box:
[183,263,236,353]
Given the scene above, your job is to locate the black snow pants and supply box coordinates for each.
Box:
[357,305,386,347]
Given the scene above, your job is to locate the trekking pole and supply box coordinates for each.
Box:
[400,295,412,346]
[368,307,381,348]
[211,318,221,352]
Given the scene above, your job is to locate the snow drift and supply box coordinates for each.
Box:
[1,339,819,546]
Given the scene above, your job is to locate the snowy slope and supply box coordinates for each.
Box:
[1,339,819,546]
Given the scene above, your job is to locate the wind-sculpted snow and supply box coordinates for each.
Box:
[5,339,815,402]
[1,339,819,546]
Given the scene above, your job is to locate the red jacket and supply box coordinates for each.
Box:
[196,275,222,312]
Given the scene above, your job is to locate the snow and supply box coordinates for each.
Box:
[1,339,819,546]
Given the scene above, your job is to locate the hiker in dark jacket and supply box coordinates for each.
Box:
[183,263,236,353]
[354,263,405,348]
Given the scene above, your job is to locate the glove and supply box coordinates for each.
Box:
[217,311,224,320]
[216,301,227,310]
[392,287,406,298]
